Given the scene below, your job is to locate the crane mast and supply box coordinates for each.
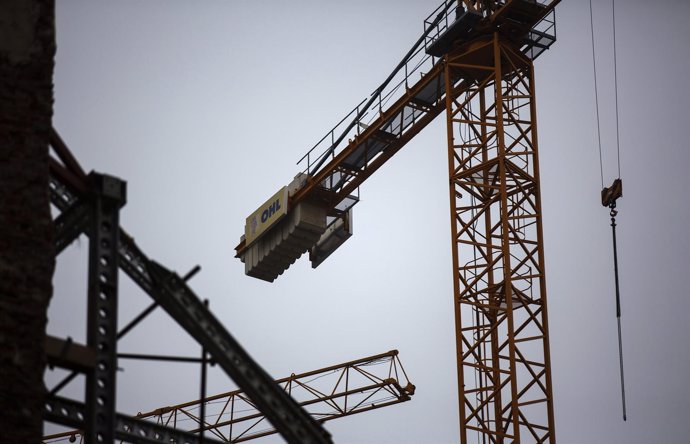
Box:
[444,29,555,444]
[237,1,560,441]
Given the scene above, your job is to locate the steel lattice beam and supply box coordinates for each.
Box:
[134,350,414,443]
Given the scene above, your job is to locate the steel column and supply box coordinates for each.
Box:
[85,173,126,443]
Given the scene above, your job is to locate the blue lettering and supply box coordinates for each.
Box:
[269,199,281,218]
[261,199,282,224]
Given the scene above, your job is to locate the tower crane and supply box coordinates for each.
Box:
[236,0,561,442]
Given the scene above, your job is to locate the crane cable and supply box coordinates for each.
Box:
[589,0,604,188]
[612,0,622,180]
[589,0,627,422]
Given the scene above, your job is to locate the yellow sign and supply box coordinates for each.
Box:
[245,187,288,246]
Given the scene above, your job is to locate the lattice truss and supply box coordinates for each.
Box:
[137,351,413,443]
[444,36,555,443]
[43,351,413,444]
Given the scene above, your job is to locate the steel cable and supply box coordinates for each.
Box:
[589,0,605,189]
[612,0,622,178]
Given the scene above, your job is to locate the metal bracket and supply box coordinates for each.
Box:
[53,198,91,254]
[46,335,96,372]
[601,178,622,208]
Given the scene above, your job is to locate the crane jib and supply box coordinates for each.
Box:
[237,0,560,278]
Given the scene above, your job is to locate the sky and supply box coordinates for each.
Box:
[46,1,690,443]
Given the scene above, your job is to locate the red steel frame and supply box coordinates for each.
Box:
[444,34,555,443]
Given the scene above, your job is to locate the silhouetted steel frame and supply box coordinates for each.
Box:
[444,35,555,443]
[46,132,332,444]
[44,395,219,444]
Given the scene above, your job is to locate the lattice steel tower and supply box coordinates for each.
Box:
[443,25,555,444]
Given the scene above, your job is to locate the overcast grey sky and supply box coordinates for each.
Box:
[46,1,690,443]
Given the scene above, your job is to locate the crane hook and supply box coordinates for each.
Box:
[602,178,627,421]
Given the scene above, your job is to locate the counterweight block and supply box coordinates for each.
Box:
[241,201,327,282]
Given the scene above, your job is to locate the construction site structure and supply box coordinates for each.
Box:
[45,130,335,444]
[44,350,413,444]
[236,0,560,441]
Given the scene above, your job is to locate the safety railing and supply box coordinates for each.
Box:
[423,0,469,51]
[296,0,558,186]
[296,1,454,178]
[523,9,556,60]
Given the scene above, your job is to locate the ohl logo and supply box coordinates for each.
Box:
[261,199,281,223]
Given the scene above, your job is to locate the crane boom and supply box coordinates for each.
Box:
[43,351,414,444]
